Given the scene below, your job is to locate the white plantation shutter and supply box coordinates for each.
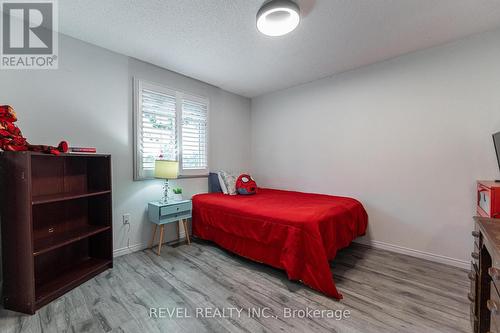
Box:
[134,79,209,180]
[141,88,177,168]
[181,98,208,174]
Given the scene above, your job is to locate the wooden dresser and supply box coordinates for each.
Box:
[471,216,500,332]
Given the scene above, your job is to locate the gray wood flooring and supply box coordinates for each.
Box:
[0,242,470,333]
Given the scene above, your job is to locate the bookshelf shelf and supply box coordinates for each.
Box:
[35,257,111,307]
[32,190,111,205]
[33,225,111,256]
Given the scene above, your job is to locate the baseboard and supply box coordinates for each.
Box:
[354,239,469,270]
[113,242,146,257]
[113,238,468,270]
[113,238,190,257]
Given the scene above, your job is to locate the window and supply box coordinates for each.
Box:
[134,79,209,180]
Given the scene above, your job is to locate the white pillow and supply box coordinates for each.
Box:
[218,171,237,195]
[218,172,228,194]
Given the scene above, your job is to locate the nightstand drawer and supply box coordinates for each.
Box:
[160,201,192,217]
[160,212,192,224]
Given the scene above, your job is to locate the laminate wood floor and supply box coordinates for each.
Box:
[0,242,470,333]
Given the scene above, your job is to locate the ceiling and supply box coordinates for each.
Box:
[59,0,500,98]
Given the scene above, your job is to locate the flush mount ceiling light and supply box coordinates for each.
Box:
[256,0,300,37]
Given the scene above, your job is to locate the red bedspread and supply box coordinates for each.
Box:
[192,188,368,299]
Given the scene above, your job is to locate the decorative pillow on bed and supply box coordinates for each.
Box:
[217,172,228,194]
[218,171,237,195]
[236,174,257,195]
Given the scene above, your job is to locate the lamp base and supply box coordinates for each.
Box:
[161,179,170,203]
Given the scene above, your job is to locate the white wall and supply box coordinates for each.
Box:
[1,24,500,289]
[251,29,500,267]
[0,34,251,262]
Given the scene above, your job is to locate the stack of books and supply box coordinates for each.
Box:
[68,147,97,154]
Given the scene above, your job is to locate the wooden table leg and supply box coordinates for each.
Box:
[182,219,191,245]
[157,225,164,255]
[149,224,158,249]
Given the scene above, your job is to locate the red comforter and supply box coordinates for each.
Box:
[192,188,368,299]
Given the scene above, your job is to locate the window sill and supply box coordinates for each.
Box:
[177,174,209,179]
[134,174,209,181]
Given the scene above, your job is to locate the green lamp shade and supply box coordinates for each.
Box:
[154,160,179,179]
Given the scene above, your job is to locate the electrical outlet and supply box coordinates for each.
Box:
[122,213,131,225]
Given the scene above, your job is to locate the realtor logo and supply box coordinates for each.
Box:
[1,0,58,69]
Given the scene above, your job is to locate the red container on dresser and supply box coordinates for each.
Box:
[477,181,500,218]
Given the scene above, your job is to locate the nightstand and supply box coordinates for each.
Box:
[148,199,192,255]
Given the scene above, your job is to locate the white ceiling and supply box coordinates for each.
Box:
[59,0,500,98]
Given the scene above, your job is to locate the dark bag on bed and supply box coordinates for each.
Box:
[208,172,222,193]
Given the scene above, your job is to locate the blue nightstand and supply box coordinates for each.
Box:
[148,199,192,255]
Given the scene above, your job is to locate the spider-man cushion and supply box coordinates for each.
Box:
[236,174,257,195]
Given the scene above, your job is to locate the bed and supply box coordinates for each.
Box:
[192,184,368,299]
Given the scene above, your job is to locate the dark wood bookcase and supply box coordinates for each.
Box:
[0,151,113,314]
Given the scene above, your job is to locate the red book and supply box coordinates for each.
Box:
[69,147,97,153]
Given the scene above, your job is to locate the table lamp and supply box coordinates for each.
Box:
[155,160,179,203]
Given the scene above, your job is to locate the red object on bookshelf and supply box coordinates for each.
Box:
[69,147,97,153]
[477,181,500,218]
[0,151,113,314]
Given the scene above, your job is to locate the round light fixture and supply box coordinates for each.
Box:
[256,0,300,37]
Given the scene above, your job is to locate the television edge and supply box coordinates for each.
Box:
[493,131,500,182]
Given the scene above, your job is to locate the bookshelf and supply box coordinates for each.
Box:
[0,151,113,314]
